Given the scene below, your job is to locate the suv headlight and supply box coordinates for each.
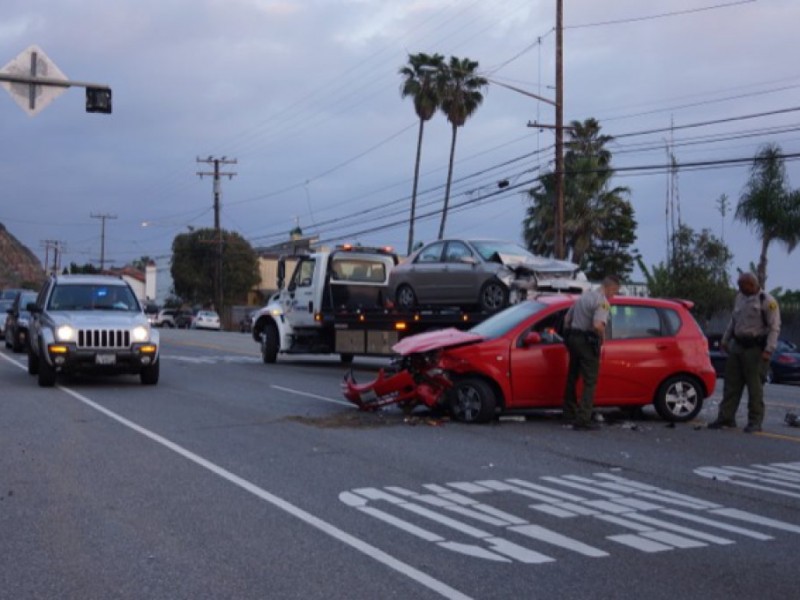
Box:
[56,325,76,342]
[132,326,150,342]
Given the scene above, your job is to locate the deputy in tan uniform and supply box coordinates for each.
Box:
[709,272,781,433]
[562,275,621,430]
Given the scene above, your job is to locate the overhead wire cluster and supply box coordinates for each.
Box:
[93,0,795,266]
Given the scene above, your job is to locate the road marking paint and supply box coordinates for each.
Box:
[607,534,673,553]
[712,508,800,534]
[509,524,609,557]
[641,530,706,549]
[507,478,586,502]
[437,541,511,562]
[695,461,800,498]
[595,514,654,533]
[622,513,734,545]
[660,509,773,540]
[400,502,492,538]
[47,384,473,600]
[529,504,579,518]
[483,537,554,564]
[358,506,445,543]
[541,476,622,499]
[270,384,353,407]
[757,431,800,443]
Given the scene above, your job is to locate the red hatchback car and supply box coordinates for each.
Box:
[345,295,716,423]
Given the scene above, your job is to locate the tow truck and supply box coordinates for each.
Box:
[251,245,497,364]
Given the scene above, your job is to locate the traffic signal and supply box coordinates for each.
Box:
[86,86,112,114]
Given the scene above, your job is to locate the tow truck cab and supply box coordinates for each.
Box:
[252,245,398,362]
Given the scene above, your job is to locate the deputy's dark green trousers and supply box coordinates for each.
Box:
[563,332,600,426]
[717,341,769,427]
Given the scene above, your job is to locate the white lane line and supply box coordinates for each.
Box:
[50,384,472,600]
[270,384,353,407]
[622,513,734,545]
[640,531,706,549]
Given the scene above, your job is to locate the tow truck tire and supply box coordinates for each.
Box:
[479,280,509,312]
[140,360,160,385]
[28,344,39,375]
[448,377,496,423]
[396,285,418,311]
[261,323,279,364]
[37,349,56,387]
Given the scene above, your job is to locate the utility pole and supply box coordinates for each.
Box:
[554,0,565,260]
[91,212,117,271]
[40,239,62,275]
[196,156,237,313]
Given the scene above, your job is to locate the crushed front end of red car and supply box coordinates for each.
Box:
[341,327,484,412]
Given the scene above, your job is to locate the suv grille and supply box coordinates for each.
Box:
[77,329,131,349]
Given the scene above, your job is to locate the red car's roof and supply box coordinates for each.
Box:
[533,293,694,310]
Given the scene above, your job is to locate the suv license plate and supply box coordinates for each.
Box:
[95,353,116,365]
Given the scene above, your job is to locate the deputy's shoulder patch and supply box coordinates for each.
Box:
[768,300,778,311]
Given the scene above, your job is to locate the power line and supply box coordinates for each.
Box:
[567,0,756,30]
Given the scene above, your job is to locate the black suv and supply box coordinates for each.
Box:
[27,274,160,386]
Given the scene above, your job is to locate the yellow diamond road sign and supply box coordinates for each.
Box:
[1,45,68,117]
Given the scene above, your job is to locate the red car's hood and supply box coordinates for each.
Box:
[392,328,485,355]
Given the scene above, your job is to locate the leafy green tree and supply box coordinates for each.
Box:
[131,256,153,270]
[736,143,800,287]
[170,228,259,307]
[523,118,637,278]
[437,56,488,239]
[639,224,734,324]
[399,52,445,254]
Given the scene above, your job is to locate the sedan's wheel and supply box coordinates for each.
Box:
[448,377,497,423]
[261,323,279,364]
[37,349,57,387]
[479,280,509,312]
[654,375,703,422]
[396,285,417,311]
[140,360,160,385]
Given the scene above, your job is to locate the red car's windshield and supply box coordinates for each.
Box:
[469,300,550,339]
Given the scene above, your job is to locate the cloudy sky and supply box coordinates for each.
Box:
[2,0,799,298]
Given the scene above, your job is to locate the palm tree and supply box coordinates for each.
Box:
[399,52,445,255]
[437,56,487,239]
[736,143,800,287]
[523,118,635,275]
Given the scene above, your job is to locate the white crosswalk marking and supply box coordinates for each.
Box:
[695,461,800,499]
[341,469,800,565]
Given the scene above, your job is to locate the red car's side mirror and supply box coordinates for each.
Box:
[522,331,542,347]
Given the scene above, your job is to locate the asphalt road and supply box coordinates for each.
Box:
[2,329,799,600]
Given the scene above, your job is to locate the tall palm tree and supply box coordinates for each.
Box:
[399,52,445,255]
[437,56,487,239]
[523,118,635,275]
[736,143,800,287]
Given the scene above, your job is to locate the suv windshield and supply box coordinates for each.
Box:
[47,284,140,312]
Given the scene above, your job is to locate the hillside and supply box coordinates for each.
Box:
[0,223,46,290]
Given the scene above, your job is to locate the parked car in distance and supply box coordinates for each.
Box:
[153,308,177,328]
[192,310,221,331]
[0,299,13,338]
[239,310,255,333]
[346,294,716,423]
[387,238,586,313]
[709,335,800,384]
[4,289,38,352]
[173,310,195,329]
